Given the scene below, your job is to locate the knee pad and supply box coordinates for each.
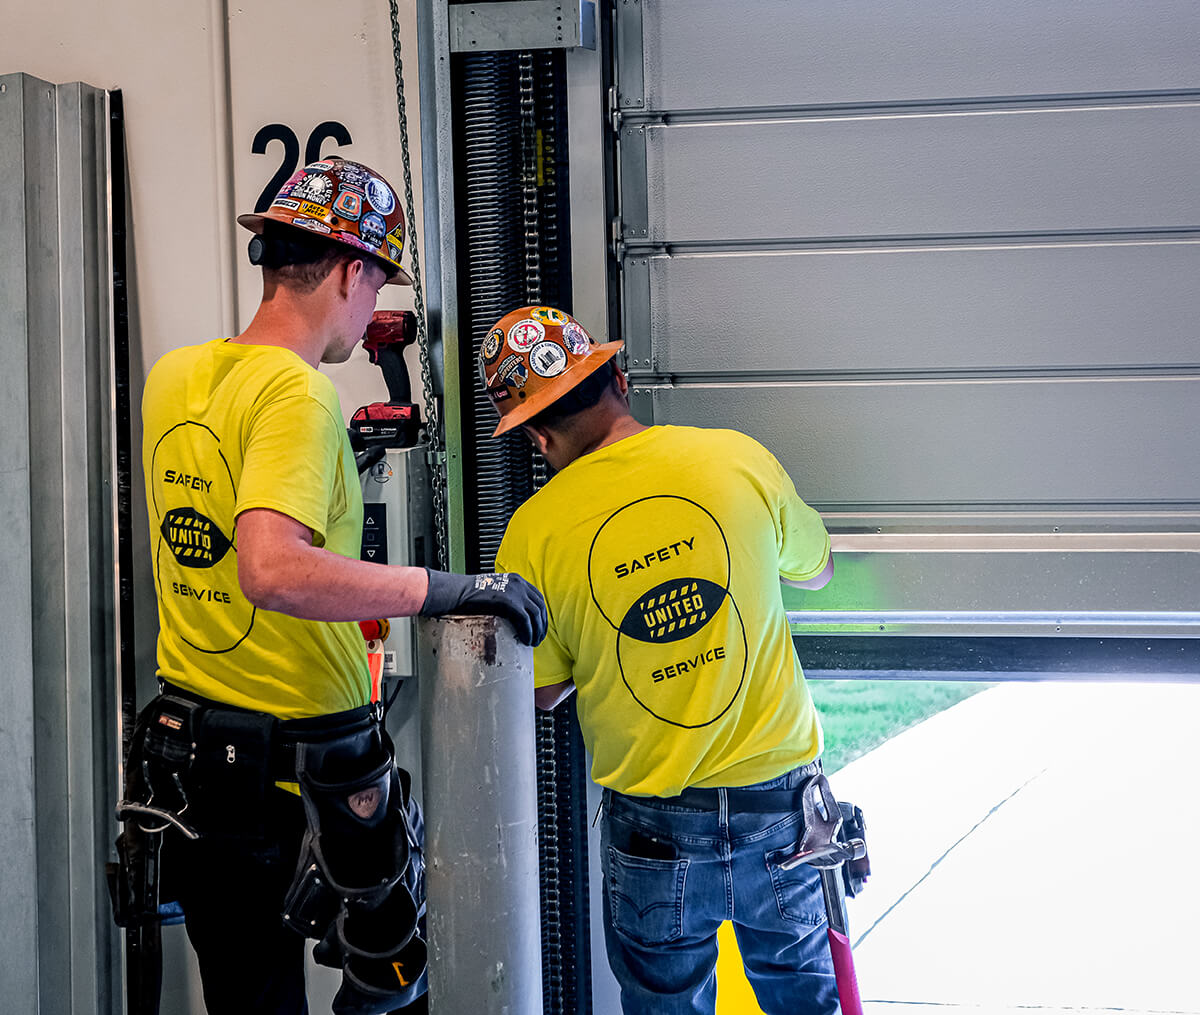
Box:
[297,728,411,897]
[282,725,428,1011]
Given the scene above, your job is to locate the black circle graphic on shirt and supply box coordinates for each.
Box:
[588,495,730,630]
[615,589,748,729]
[150,421,255,654]
[587,495,744,727]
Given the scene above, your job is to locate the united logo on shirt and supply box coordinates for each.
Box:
[621,578,727,643]
[160,507,232,568]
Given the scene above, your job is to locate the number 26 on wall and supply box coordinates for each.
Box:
[251,121,353,212]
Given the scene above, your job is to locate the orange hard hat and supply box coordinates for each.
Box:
[237,157,413,285]
[480,306,623,436]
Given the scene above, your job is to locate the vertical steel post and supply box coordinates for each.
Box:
[417,615,543,1013]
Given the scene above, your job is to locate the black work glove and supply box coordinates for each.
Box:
[420,569,548,647]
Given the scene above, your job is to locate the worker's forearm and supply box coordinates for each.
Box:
[240,541,429,621]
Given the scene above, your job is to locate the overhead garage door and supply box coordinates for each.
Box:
[610,0,1200,665]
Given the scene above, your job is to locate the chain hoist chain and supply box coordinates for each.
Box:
[518,50,551,492]
[388,0,449,571]
[519,51,542,306]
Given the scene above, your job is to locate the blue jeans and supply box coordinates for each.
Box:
[601,763,839,1015]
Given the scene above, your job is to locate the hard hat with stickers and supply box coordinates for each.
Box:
[237,157,413,286]
[479,306,623,436]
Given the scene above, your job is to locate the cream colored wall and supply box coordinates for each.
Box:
[1,0,425,421]
[2,6,425,1009]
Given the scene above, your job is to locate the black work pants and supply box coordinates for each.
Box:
[173,787,310,1015]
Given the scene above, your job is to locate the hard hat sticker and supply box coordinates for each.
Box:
[298,200,331,220]
[309,160,335,172]
[337,161,370,190]
[276,169,306,199]
[293,172,334,204]
[561,321,591,355]
[496,353,529,389]
[366,177,396,215]
[332,190,363,221]
[360,212,387,249]
[293,218,332,234]
[481,328,504,363]
[530,307,569,326]
[529,340,568,378]
[507,318,544,352]
[273,198,301,212]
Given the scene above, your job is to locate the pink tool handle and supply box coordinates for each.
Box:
[827,927,864,1015]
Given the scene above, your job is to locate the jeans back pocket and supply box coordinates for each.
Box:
[606,845,689,946]
[765,845,827,927]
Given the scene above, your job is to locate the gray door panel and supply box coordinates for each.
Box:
[640,0,1200,110]
[644,242,1200,376]
[628,378,1200,507]
[643,103,1200,242]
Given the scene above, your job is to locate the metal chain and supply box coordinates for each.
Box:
[518,50,550,492]
[519,51,542,305]
[388,0,449,571]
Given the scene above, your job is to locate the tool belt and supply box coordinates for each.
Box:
[633,765,872,899]
[108,685,428,1013]
[108,686,382,923]
[117,684,378,842]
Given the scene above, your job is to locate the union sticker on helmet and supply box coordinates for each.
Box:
[529,340,568,378]
[293,173,334,205]
[366,177,396,215]
[332,190,363,221]
[292,217,331,234]
[481,328,504,363]
[337,162,370,190]
[360,211,387,249]
[272,198,301,212]
[561,321,591,355]
[530,307,569,326]
[496,353,529,389]
[507,318,544,352]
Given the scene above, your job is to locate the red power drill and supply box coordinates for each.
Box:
[351,310,422,448]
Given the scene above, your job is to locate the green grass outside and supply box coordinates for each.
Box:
[807,679,994,774]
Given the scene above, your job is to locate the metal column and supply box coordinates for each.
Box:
[0,72,120,1015]
[417,614,543,1013]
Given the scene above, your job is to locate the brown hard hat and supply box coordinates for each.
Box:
[480,307,623,437]
[237,157,413,286]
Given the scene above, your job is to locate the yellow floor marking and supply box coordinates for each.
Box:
[715,921,766,1015]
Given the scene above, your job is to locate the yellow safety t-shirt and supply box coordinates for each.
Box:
[142,339,369,719]
[496,425,830,797]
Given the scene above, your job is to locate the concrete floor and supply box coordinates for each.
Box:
[830,681,1200,1015]
[162,680,1200,1014]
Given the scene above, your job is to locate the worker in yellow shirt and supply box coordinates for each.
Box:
[487,306,837,1014]
[130,159,546,1015]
